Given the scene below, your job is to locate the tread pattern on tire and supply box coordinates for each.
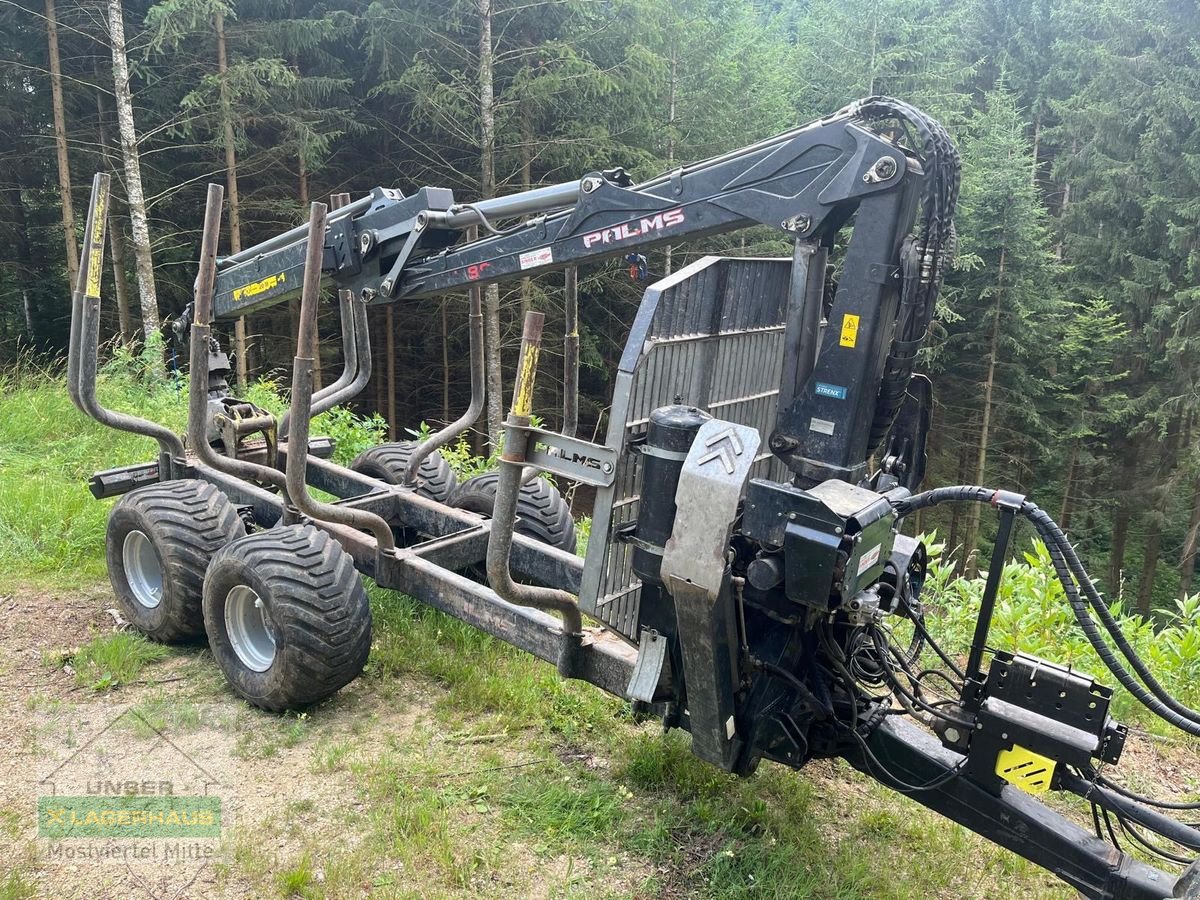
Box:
[106,479,245,642]
[202,524,371,711]
[450,470,576,553]
[349,441,456,504]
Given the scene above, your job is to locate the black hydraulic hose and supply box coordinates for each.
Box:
[751,657,833,718]
[895,486,1200,737]
[1060,769,1200,852]
[1091,771,1200,812]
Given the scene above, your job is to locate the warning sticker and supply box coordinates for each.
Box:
[857,543,881,575]
[809,417,835,436]
[519,247,553,270]
[839,313,860,348]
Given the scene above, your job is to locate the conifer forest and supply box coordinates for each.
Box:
[2,0,1199,617]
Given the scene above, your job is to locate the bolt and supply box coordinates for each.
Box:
[359,232,372,253]
[834,526,843,535]
[581,175,603,194]
[944,727,960,744]
[780,214,812,234]
[601,462,614,474]
[380,280,392,295]
[863,156,900,184]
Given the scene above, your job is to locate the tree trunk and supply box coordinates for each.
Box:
[484,283,503,448]
[1030,112,1041,187]
[1137,507,1163,616]
[8,179,36,339]
[22,291,34,337]
[1109,505,1130,601]
[1056,138,1077,261]
[96,81,133,344]
[478,0,503,450]
[947,438,971,565]
[46,0,79,288]
[519,102,533,317]
[214,10,249,387]
[108,225,134,344]
[563,266,579,438]
[964,246,1006,577]
[1060,440,1078,531]
[441,298,450,424]
[108,0,160,337]
[1180,475,1200,597]
[663,40,678,276]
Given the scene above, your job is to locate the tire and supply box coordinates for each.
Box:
[450,470,577,554]
[105,480,245,643]
[202,524,371,711]
[349,441,457,504]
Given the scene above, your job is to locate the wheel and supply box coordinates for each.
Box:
[105,480,245,643]
[349,441,457,504]
[202,524,371,711]
[450,470,577,554]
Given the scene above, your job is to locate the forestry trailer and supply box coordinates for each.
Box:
[70,97,1200,897]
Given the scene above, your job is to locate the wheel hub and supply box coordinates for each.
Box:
[225,585,277,672]
[122,529,163,609]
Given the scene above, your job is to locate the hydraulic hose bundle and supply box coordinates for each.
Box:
[842,97,961,453]
[895,486,1200,737]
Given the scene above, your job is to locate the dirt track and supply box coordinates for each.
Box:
[0,586,648,899]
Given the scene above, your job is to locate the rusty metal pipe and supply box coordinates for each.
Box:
[404,287,484,484]
[285,201,395,554]
[189,183,291,494]
[486,311,583,652]
[279,193,364,439]
[70,173,185,468]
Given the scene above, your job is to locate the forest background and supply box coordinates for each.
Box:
[2,0,1199,616]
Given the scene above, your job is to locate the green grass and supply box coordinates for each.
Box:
[0,363,382,592]
[0,869,36,900]
[276,853,318,898]
[0,360,1190,898]
[65,631,170,690]
[122,691,203,734]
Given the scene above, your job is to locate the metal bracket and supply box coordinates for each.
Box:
[523,428,618,487]
[378,217,427,298]
[662,420,762,594]
[212,398,278,465]
[627,628,668,703]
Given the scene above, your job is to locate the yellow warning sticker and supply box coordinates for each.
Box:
[86,248,104,299]
[839,313,860,348]
[85,181,109,299]
[232,272,286,304]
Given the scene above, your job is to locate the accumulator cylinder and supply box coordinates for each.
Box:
[632,405,711,585]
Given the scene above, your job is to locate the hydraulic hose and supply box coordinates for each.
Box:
[895,486,1200,738]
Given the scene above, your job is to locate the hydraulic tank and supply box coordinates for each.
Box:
[631,404,711,585]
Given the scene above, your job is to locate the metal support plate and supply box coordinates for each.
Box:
[661,418,760,769]
[661,420,761,593]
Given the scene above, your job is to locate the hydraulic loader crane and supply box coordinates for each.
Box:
[70,97,1200,898]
